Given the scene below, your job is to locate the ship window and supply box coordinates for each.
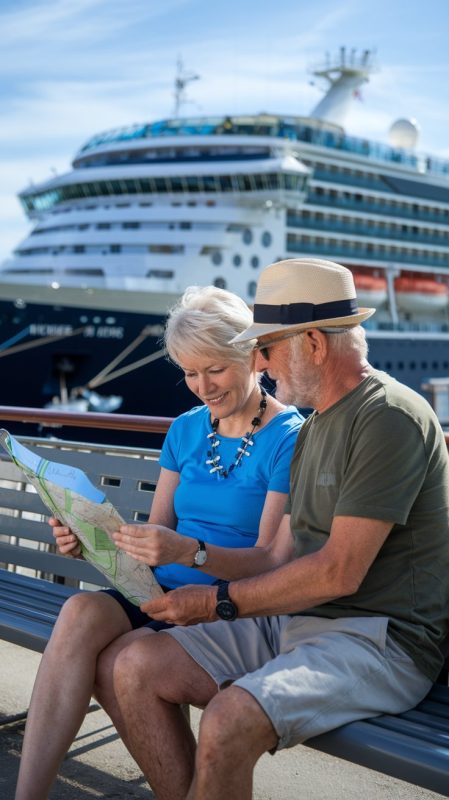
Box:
[97,223,111,229]
[261,231,272,247]
[247,281,257,298]
[123,222,140,229]
[251,256,260,269]
[110,245,121,253]
[212,251,223,266]
[243,229,253,245]
[147,270,174,279]
[149,245,184,254]
[233,254,242,267]
[213,277,227,289]
[64,268,104,276]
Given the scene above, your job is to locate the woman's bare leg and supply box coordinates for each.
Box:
[15,591,132,800]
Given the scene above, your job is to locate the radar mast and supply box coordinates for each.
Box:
[310,47,376,128]
[173,57,200,118]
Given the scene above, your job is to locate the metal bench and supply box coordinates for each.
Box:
[0,435,162,654]
[306,677,449,795]
[0,425,448,796]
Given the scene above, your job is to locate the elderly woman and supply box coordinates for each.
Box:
[15,286,302,800]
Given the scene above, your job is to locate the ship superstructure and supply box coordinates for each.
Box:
[0,48,448,417]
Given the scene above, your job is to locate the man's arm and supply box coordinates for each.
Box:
[142,515,392,624]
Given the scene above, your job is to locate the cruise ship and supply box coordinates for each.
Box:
[1,48,448,419]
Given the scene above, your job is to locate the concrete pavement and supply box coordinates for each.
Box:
[1,640,446,800]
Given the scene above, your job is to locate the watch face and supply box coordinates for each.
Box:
[216,600,237,621]
[194,546,207,566]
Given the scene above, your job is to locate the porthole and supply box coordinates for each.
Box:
[214,277,227,289]
[251,256,260,269]
[261,231,272,247]
[243,228,253,245]
[233,254,242,267]
[248,281,257,298]
[212,251,223,266]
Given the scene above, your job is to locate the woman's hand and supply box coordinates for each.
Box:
[49,517,82,557]
[112,524,197,567]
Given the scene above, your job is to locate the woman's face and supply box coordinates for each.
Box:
[179,352,256,420]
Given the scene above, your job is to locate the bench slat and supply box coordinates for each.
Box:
[306,705,449,796]
[0,542,111,585]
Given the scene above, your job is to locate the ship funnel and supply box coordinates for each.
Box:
[309,47,376,128]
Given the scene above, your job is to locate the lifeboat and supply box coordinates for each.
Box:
[353,273,388,308]
[394,277,449,314]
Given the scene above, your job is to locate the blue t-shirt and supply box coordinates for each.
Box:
[155,405,303,589]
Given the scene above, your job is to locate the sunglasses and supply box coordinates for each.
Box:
[255,331,304,361]
[256,327,348,361]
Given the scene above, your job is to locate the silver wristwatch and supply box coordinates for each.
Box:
[192,539,207,567]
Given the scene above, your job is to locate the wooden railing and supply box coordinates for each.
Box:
[0,406,173,435]
[0,405,447,447]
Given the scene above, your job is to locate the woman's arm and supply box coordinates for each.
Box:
[113,491,294,578]
[147,466,179,529]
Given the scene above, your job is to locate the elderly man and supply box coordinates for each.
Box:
[97,258,449,800]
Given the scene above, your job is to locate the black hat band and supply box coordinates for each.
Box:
[253,298,359,325]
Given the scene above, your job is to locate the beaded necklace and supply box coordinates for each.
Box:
[206,387,268,478]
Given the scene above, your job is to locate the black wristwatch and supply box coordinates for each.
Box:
[216,581,238,621]
[192,539,207,567]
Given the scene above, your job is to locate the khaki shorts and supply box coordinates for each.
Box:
[166,614,432,750]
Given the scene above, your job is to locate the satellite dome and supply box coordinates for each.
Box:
[388,118,420,149]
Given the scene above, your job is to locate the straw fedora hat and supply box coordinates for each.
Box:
[231,258,376,343]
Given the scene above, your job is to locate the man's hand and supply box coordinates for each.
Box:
[113,524,197,567]
[141,584,217,626]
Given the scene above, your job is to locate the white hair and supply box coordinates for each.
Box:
[324,325,368,360]
[164,285,255,366]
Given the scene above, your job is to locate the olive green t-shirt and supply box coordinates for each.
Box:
[285,371,449,681]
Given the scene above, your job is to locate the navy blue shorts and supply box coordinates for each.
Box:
[101,587,174,632]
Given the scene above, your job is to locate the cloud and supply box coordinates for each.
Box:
[1,0,448,265]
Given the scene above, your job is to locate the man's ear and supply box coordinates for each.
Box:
[303,329,328,364]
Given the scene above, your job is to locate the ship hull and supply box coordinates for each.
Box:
[0,292,447,423]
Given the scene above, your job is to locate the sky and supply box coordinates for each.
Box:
[1,0,448,263]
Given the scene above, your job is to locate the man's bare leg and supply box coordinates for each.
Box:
[93,624,157,740]
[15,592,133,800]
[97,632,217,800]
[188,685,278,800]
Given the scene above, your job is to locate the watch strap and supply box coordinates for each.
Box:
[192,539,207,567]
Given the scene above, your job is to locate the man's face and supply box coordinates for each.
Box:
[256,332,320,408]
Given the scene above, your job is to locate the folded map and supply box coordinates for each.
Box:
[0,429,163,605]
